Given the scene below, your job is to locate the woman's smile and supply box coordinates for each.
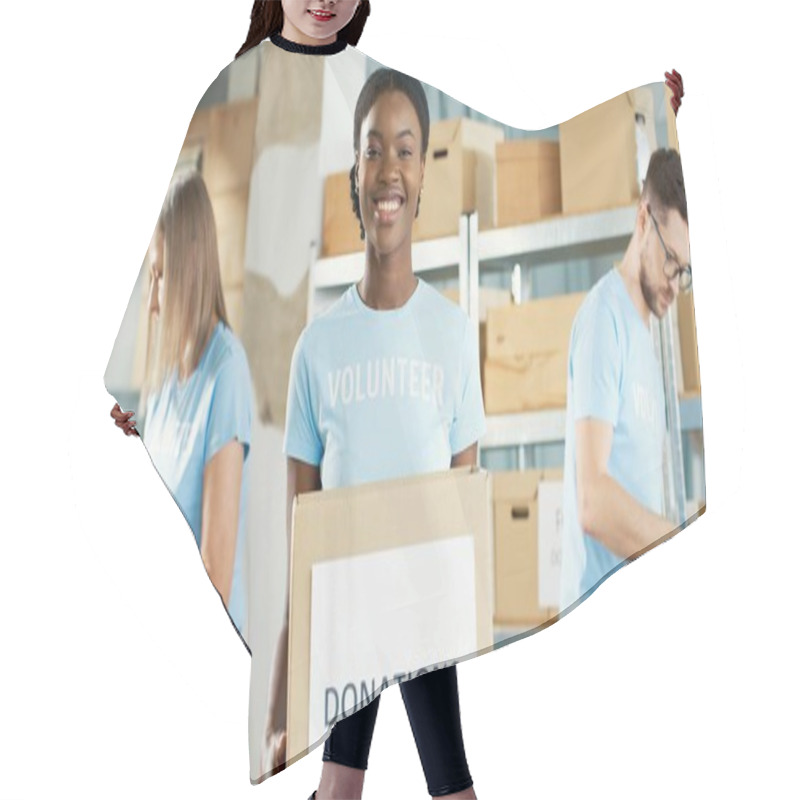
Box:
[372,191,406,225]
[307,7,335,23]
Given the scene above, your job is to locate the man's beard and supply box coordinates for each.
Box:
[639,252,665,319]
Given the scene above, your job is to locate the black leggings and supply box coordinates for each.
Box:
[322,664,473,797]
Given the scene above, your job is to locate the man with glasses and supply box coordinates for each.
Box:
[560,148,692,611]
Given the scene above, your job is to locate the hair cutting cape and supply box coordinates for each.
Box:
[104,37,704,785]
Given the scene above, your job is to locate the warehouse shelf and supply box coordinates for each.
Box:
[482,409,567,449]
[477,204,637,268]
[310,234,463,289]
[481,395,703,451]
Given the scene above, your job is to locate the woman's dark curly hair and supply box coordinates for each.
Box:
[236,0,371,59]
[349,69,431,241]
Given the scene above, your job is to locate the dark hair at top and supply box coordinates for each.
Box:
[236,1,371,59]
[349,68,431,240]
[643,148,688,224]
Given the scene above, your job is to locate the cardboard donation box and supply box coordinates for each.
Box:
[483,292,586,414]
[287,467,493,759]
[322,171,363,257]
[677,290,701,394]
[492,469,563,627]
[559,88,657,215]
[414,118,504,241]
[496,139,562,227]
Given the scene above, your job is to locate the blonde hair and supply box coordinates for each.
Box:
[142,172,229,411]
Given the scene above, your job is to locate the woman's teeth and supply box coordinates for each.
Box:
[377,199,402,213]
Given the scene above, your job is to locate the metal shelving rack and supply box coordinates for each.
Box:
[307,207,702,523]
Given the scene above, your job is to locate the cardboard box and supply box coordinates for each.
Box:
[559,88,657,215]
[665,82,680,153]
[414,117,504,240]
[483,292,586,414]
[496,139,562,227]
[322,170,363,257]
[287,466,493,760]
[441,287,513,395]
[492,468,562,627]
[677,290,701,394]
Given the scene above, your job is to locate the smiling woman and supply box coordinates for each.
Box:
[275,68,484,800]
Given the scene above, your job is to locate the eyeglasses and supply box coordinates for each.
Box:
[648,205,692,292]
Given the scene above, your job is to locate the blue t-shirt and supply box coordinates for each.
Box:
[560,269,666,610]
[284,279,486,489]
[144,320,253,635]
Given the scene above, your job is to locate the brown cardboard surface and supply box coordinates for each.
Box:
[204,99,258,195]
[240,270,308,426]
[677,290,701,393]
[496,139,562,227]
[213,187,249,289]
[414,118,504,240]
[442,287,512,396]
[322,171,363,257]
[287,466,493,759]
[559,89,656,215]
[665,83,680,153]
[492,468,562,626]
[484,293,586,413]
[254,45,323,154]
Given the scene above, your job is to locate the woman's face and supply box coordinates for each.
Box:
[356,90,425,259]
[281,0,361,45]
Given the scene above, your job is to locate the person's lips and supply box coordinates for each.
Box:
[307,8,335,22]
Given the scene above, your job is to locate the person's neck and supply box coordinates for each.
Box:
[358,246,417,310]
[618,241,652,328]
[281,21,337,48]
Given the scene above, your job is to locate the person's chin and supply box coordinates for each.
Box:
[367,219,408,251]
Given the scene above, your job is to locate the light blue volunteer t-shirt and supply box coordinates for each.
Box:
[284,279,486,490]
[560,268,666,610]
[144,319,253,636]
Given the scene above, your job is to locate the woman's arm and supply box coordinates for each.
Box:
[265,456,321,772]
[200,439,245,605]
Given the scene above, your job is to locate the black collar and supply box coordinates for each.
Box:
[270,32,348,56]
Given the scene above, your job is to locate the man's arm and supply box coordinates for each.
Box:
[576,418,674,559]
[451,442,478,469]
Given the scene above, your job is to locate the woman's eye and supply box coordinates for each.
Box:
[365,147,380,158]
[400,149,413,158]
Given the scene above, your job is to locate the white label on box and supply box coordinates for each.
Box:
[308,536,476,746]
[538,481,564,608]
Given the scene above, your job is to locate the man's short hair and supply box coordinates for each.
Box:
[643,148,687,224]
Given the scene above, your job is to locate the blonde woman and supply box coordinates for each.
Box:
[112,171,253,638]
